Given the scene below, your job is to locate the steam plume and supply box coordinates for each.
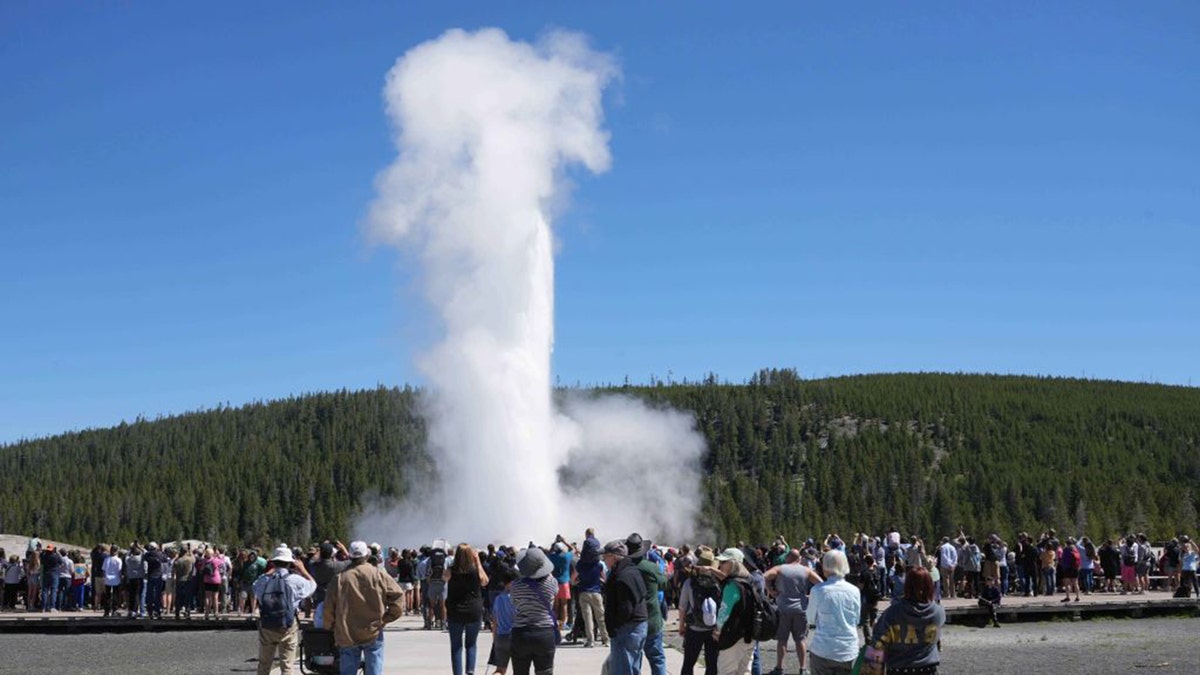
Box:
[363,28,706,546]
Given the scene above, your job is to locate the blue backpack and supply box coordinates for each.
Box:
[259,571,297,630]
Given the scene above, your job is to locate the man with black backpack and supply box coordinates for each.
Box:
[426,545,448,630]
[252,545,316,675]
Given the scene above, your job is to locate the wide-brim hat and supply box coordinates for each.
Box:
[517,547,554,579]
[625,533,650,559]
[695,548,718,568]
[270,545,294,564]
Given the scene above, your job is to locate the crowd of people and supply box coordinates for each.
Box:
[1,534,275,619]
[4,526,1197,675]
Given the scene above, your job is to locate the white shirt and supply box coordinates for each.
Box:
[103,556,123,585]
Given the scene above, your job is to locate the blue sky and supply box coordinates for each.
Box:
[2,2,1197,443]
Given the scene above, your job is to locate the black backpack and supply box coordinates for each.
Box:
[258,571,296,630]
[429,550,446,578]
[686,573,721,628]
[860,573,882,605]
[744,579,779,643]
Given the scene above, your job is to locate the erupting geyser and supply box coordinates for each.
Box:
[362,28,706,546]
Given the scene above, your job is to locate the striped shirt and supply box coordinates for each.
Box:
[511,575,557,629]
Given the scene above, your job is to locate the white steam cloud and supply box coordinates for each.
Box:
[360,28,706,546]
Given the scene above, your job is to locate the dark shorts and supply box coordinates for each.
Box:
[489,634,512,669]
[1059,568,1078,580]
[204,583,220,593]
[776,609,808,644]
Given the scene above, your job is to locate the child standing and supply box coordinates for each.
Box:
[487,565,517,675]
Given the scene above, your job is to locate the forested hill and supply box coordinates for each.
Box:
[2,373,1197,548]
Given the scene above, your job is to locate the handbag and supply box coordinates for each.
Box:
[854,644,886,675]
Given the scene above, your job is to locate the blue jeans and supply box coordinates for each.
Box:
[1080,569,1094,592]
[340,632,384,675]
[1041,568,1056,595]
[608,621,647,675]
[643,630,666,675]
[448,620,481,675]
[40,576,58,611]
[146,578,165,615]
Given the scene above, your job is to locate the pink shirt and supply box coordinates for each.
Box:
[202,555,223,584]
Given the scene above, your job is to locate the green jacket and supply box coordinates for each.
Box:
[636,558,668,635]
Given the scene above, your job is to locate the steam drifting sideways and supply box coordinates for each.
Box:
[363,28,707,545]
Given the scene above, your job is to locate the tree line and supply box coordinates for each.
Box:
[1,373,1196,548]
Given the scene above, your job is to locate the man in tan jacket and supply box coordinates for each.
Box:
[323,540,404,675]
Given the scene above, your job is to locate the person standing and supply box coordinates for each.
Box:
[90,544,108,611]
[199,547,222,619]
[864,566,946,674]
[1179,536,1198,597]
[144,542,170,619]
[162,548,176,616]
[309,541,350,628]
[1135,534,1153,594]
[764,549,823,675]
[445,543,490,675]
[125,544,147,618]
[712,548,755,675]
[627,533,668,675]
[547,539,575,633]
[573,537,607,648]
[70,553,89,611]
[240,549,268,615]
[603,540,648,675]
[677,547,722,675]
[39,544,63,612]
[936,537,957,600]
[252,545,316,675]
[806,550,861,675]
[1058,538,1082,603]
[323,541,404,675]
[509,547,560,675]
[427,545,449,630]
[173,547,196,619]
[488,565,518,675]
[102,545,123,617]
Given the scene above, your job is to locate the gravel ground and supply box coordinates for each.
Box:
[666,616,1200,674]
[0,630,261,675]
[2,617,1197,674]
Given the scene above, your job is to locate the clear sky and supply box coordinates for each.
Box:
[2,2,1197,443]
